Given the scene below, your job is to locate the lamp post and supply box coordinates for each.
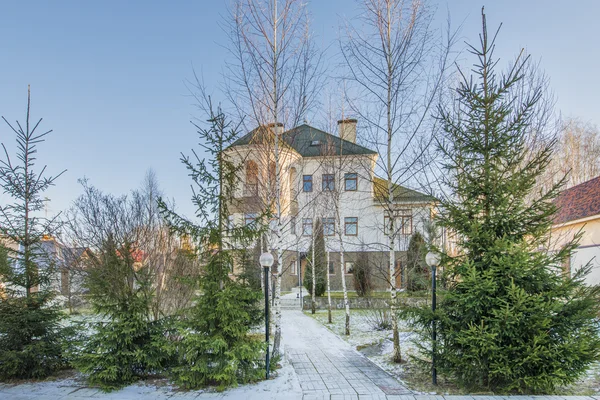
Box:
[425,251,441,386]
[259,252,274,379]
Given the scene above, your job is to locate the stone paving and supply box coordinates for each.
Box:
[281,309,412,398]
[0,305,598,399]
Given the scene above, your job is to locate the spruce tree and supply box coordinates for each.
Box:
[238,235,263,291]
[71,237,174,391]
[406,10,600,393]
[0,87,68,379]
[303,219,327,304]
[159,102,265,390]
[353,251,372,297]
[405,232,428,292]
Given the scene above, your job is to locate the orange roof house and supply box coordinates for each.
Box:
[552,176,600,285]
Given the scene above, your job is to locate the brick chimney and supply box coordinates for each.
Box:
[267,122,284,135]
[337,118,357,143]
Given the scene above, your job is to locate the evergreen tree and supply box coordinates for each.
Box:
[0,87,68,379]
[353,251,372,297]
[238,236,262,291]
[405,10,600,393]
[159,101,265,390]
[405,232,429,292]
[303,219,327,303]
[70,237,174,391]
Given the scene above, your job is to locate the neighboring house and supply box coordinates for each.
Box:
[552,176,600,285]
[0,234,89,302]
[40,236,89,300]
[225,120,436,291]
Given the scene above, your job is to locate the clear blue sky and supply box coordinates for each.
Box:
[1,0,598,220]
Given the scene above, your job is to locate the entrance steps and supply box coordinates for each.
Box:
[280,286,304,309]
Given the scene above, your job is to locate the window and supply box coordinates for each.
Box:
[289,168,297,198]
[302,218,313,236]
[401,216,412,235]
[268,162,276,194]
[322,174,335,191]
[344,217,358,236]
[395,259,405,288]
[345,173,357,191]
[345,261,354,274]
[303,175,313,192]
[227,215,234,231]
[328,261,335,274]
[290,259,297,275]
[384,210,412,235]
[322,217,335,236]
[290,216,297,235]
[245,160,258,196]
[245,213,257,227]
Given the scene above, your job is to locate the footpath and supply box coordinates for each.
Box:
[0,307,598,399]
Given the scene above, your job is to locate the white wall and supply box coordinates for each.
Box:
[227,145,433,255]
[571,245,600,285]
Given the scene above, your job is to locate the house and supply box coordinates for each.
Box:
[552,176,600,285]
[0,234,89,303]
[225,120,436,291]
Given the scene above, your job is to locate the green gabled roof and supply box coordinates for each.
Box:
[373,177,434,203]
[229,124,377,157]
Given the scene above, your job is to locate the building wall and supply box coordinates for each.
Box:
[551,217,600,285]
[279,249,412,292]
[226,143,434,292]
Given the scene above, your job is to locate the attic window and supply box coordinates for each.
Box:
[310,140,320,146]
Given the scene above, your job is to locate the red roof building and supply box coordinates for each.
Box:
[554,175,600,225]
[552,176,600,285]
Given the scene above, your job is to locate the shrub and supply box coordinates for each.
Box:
[365,308,392,331]
[0,295,67,380]
[405,232,429,292]
[303,219,327,298]
[353,252,372,297]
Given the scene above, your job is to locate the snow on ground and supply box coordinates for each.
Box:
[306,309,419,390]
[0,362,301,400]
[306,308,600,396]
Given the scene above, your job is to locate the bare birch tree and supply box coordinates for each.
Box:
[319,133,367,335]
[340,0,454,362]
[224,0,322,359]
[325,247,332,323]
[544,118,600,189]
[66,173,196,319]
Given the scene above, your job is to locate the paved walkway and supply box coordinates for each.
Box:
[1,306,599,399]
[282,309,412,398]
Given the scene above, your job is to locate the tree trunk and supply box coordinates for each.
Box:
[311,232,316,314]
[326,250,332,324]
[271,248,283,361]
[390,235,401,363]
[340,250,350,335]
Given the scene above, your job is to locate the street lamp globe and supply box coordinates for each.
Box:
[260,252,274,268]
[425,251,441,269]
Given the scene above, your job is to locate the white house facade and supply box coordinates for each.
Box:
[225,120,435,291]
